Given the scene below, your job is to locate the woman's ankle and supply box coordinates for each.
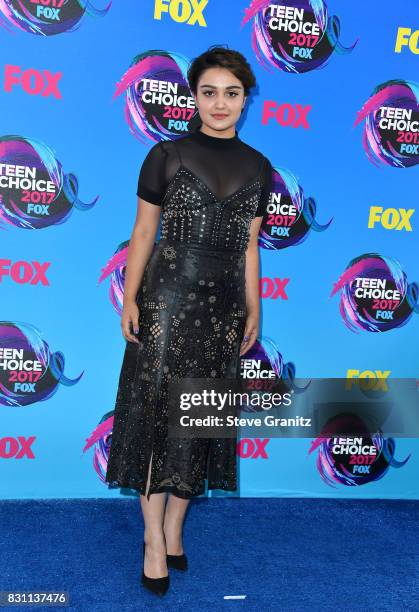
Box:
[163,525,183,554]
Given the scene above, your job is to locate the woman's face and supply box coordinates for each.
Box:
[193,67,246,133]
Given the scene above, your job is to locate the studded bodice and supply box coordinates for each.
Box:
[136,126,273,252]
[159,166,263,252]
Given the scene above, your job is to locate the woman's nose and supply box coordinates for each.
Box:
[214,98,227,109]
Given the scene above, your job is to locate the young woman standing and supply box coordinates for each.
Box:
[106,45,273,596]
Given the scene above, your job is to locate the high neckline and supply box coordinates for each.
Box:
[191,125,240,148]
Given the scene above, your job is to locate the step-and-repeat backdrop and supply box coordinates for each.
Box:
[1,1,418,499]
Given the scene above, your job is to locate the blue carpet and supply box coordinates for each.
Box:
[0,498,418,611]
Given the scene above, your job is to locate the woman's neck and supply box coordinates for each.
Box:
[191,124,240,148]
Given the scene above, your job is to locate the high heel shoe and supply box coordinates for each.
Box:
[141,542,170,596]
[166,551,188,571]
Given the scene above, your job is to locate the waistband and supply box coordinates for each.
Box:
[156,239,246,257]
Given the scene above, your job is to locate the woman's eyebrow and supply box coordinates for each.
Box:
[199,84,242,89]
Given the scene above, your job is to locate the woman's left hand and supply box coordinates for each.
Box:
[239,314,259,357]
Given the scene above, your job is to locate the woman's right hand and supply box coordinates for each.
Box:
[121,300,140,343]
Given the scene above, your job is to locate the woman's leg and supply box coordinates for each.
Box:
[140,453,168,578]
[163,494,191,555]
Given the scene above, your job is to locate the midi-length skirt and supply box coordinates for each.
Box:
[105,238,247,499]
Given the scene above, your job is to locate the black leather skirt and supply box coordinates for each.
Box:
[105,238,247,499]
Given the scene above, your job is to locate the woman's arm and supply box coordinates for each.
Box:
[239,216,263,356]
[121,197,161,343]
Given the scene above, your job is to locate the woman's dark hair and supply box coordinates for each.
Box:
[187,45,256,96]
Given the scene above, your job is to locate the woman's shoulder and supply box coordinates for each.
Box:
[142,139,179,166]
[238,138,270,165]
[145,139,171,155]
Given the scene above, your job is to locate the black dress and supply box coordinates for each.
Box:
[105,126,273,499]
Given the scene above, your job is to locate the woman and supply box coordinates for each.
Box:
[105,45,273,596]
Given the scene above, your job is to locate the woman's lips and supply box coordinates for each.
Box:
[212,114,228,119]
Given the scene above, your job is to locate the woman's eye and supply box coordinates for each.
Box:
[202,91,239,97]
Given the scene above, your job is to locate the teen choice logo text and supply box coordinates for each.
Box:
[0,321,83,407]
[258,166,332,250]
[331,253,419,333]
[0,136,97,230]
[309,433,410,486]
[113,50,200,143]
[354,79,419,168]
[240,336,308,412]
[241,0,357,73]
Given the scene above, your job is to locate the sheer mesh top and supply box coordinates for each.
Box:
[137,126,273,218]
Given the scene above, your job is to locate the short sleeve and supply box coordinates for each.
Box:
[255,156,273,217]
[136,141,167,205]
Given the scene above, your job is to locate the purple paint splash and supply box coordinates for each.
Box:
[98,240,130,315]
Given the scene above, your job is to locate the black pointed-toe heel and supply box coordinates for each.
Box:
[141,542,170,596]
[166,552,188,571]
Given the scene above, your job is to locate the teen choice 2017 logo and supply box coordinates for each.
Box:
[331,253,419,333]
[309,431,410,486]
[240,336,309,411]
[0,136,97,230]
[113,50,200,144]
[241,0,357,73]
[0,0,111,35]
[258,166,332,250]
[354,79,419,168]
[0,321,83,407]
